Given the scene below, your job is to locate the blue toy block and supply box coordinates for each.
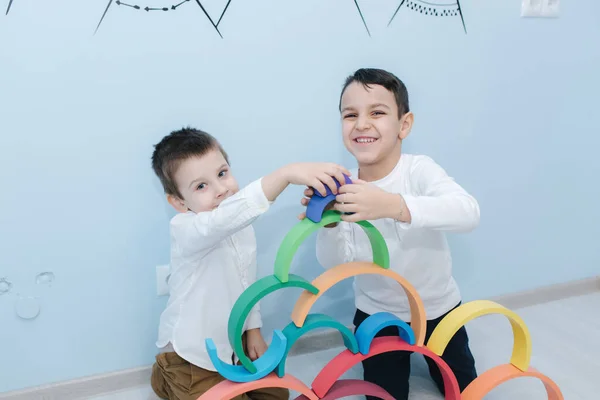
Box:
[206,330,287,383]
[306,173,353,223]
[354,312,416,355]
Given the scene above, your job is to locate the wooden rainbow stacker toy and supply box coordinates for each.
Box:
[199,176,563,399]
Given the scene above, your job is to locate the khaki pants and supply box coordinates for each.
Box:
[151,336,289,400]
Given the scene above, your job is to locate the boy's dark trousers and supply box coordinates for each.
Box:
[353,302,477,400]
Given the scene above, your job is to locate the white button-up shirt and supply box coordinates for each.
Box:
[156,178,270,371]
[317,154,480,321]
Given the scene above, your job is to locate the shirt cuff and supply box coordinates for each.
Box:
[396,195,422,230]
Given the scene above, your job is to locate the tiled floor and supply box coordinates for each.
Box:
[89,293,600,399]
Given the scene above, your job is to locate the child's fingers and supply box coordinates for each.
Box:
[323,165,346,187]
[334,163,351,177]
[333,170,350,187]
[249,347,258,360]
[335,193,357,203]
[257,346,266,357]
[304,187,314,196]
[297,212,306,220]
[338,183,364,194]
[340,212,362,223]
[319,173,339,194]
[311,179,327,196]
[333,202,358,213]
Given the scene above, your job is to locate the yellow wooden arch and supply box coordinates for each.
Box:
[427,300,532,371]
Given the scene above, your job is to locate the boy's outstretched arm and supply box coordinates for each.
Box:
[333,156,479,232]
[175,162,350,257]
[261,162,350,202]
[172,179,269,257]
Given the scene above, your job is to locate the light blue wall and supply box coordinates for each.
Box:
[1,0,598,393]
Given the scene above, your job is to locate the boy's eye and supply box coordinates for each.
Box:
[197,183,206,190]
[218,170,227,177]
[373,110,385,116]
[343,113,357,119]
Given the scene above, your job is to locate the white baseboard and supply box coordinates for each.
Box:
[2,275,598,400]
[490,275,600,309]
[0,366,152,400]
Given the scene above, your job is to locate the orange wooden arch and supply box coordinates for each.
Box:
[461,363,563,400]
[291,261,427,346]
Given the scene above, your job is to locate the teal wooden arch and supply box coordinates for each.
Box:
[227,274,319,373]
[275,313,359,377]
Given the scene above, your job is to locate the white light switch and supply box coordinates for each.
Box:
[156,264,170,296]
[521,0,559,18]
[521,0,543,17]
[542,0,560,17]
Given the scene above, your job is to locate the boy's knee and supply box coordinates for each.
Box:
[150,362,169,399]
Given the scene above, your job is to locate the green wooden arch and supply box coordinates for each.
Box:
[273,210,389,283]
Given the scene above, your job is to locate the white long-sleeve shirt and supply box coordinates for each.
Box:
[316,154,480,321]
[156,178,270,371]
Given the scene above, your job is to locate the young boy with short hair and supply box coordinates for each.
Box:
[150,127,350,400]
[300,68,480,399]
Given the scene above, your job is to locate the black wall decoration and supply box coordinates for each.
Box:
[4,1,466,36]
[354,0,466,35]
[95,0,232,36]
[5,0,14,15]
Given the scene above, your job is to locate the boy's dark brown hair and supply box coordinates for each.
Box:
[340,68,410,118]
[151,127,229,199]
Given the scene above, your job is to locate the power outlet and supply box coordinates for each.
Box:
[521,0,560,17]
[156,264,170,296]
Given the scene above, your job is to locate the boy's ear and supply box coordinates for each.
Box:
[167,194,188,213]
[399,112,414,140]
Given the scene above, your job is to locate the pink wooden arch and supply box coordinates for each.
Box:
[310,336,461,399]
[196,373,318,400]
[294,379,394,400]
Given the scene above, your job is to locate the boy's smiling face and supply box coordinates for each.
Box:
[340,82,413,177]
[168,148,239,214]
